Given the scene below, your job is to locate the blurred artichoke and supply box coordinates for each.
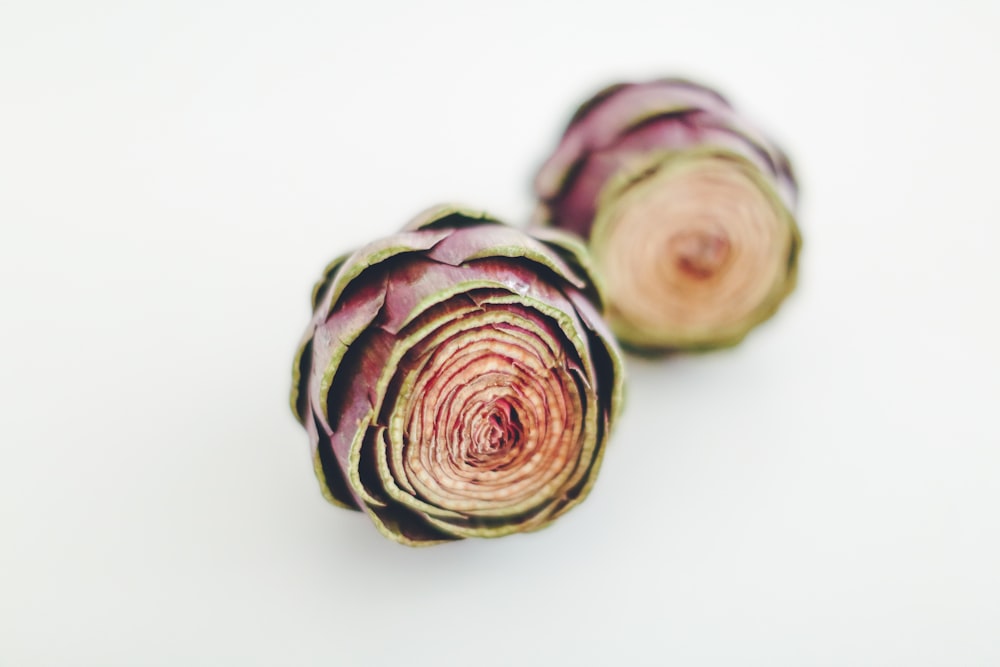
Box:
[291,206,624,546]
[534,78,801,352]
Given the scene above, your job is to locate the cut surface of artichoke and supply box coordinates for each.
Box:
[591,149,799,351]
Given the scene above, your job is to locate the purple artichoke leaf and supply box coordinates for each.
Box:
[309,411,360,510]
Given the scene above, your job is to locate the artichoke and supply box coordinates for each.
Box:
[534,78,801,352]
[291,206,624,546]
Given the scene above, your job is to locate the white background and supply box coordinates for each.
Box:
[2,1,999,665]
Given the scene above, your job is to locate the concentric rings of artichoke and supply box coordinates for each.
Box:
[291,211,623,544]
[378,298,596,531]
[589,147,800,351]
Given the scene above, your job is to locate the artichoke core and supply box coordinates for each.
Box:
[472,399,521,459]
[670,229,731,280]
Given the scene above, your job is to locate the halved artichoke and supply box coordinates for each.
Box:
[534,78,801,352]
[291,206,624,545]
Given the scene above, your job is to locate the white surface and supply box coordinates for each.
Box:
[2,2,999,665]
